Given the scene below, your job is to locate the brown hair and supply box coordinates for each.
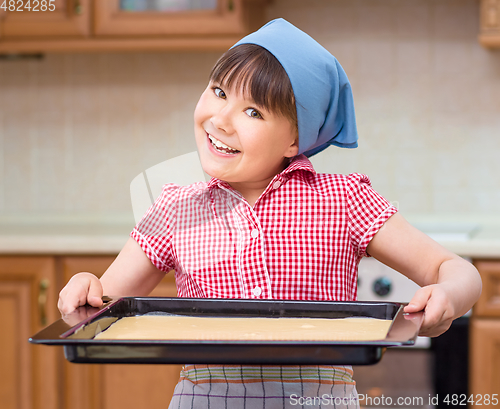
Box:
[209,44,298,132]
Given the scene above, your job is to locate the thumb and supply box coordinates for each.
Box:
[87,278,103,308]
[404,286,432,313]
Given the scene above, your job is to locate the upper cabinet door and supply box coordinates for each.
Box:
[479,0,500,47]
[0,0,91,39]
[94,0,261,37]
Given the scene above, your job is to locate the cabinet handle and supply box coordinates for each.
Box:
[74,0,82,15]
[38,279,50,327]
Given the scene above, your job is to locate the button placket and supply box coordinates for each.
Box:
[236,201,271,299]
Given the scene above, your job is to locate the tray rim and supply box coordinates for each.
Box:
[29,297,423,347]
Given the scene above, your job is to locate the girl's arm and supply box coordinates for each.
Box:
[366,212,482,337]
[58,237,165,315]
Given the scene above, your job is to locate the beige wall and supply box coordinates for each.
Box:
[0,0,499,225]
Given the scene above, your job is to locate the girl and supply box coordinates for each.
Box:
[58,19,482,409]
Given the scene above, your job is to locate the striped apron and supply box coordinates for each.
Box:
[168,365,359,409]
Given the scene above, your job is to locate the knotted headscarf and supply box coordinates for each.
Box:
[233,18,358,157]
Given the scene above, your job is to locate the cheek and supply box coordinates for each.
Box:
[193,99,204,125]
[193,90,212,124]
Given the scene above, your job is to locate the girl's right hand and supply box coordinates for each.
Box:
[58,272,104,315]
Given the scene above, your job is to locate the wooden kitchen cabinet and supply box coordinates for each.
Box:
[0,256,59,409]
[0,0,91,39]
[95,0,264,37]
[473,260,500,317]
[0,0,268,53]
[479,0,500,48]
[59,255,182,409]
[470,319,500,396]
[471,260,500,397]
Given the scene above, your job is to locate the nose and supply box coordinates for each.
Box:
[211,104,234,135]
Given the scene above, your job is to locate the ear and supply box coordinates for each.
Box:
[284,137,299,158]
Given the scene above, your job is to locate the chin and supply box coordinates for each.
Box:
[197,154,218,179]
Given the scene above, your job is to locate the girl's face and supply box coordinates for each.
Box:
[194,82,298,191]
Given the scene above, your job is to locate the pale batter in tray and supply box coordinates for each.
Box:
[94,314,392,341]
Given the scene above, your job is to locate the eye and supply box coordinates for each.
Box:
[245,108,263,119]
[213,87,226,99]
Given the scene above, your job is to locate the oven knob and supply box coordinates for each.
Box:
[373,277,392,296]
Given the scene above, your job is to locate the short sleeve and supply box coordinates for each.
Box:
[346,173,398,257]
[130,183,180,273]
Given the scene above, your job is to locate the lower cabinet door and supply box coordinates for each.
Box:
[0,256,58,409]
[470,318,500,396]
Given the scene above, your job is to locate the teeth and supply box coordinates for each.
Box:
[208,134,239,154]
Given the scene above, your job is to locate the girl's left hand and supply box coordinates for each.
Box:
[367,213,481,338]
[403,284,456,337]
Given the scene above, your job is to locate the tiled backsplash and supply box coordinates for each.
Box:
[1,0,499,225]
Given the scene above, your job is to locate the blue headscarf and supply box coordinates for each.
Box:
[233,18,358,157]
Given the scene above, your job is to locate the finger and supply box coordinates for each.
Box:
[419,317,452,337]
[419,309,446,336]
[87,278,103,308]
[57,296,63,314]
[58,287,76,315]
[418,292,453,336]
[58,274,93,315]
[60,291,85,315]
[57,288,66,312]
[404,287,432,313]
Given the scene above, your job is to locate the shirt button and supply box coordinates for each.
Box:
[272,180,282,190]
[252,286,262,297]
[251,229,259,239]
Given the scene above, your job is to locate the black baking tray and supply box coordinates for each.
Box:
[29,297,423,365]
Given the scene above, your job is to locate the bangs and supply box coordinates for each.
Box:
[209,44,297,129]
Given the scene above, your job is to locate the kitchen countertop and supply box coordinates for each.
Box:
[405,214,500,258]
[0,213,499,258]
[0,215,134,255]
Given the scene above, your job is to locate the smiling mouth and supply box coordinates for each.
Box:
[207,134,240,154]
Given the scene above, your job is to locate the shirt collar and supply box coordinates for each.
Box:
[206,154,315,190]
[207,176,225,189]
[282,154,316,176]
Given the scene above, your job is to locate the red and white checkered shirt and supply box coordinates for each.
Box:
[131,155,397,302]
